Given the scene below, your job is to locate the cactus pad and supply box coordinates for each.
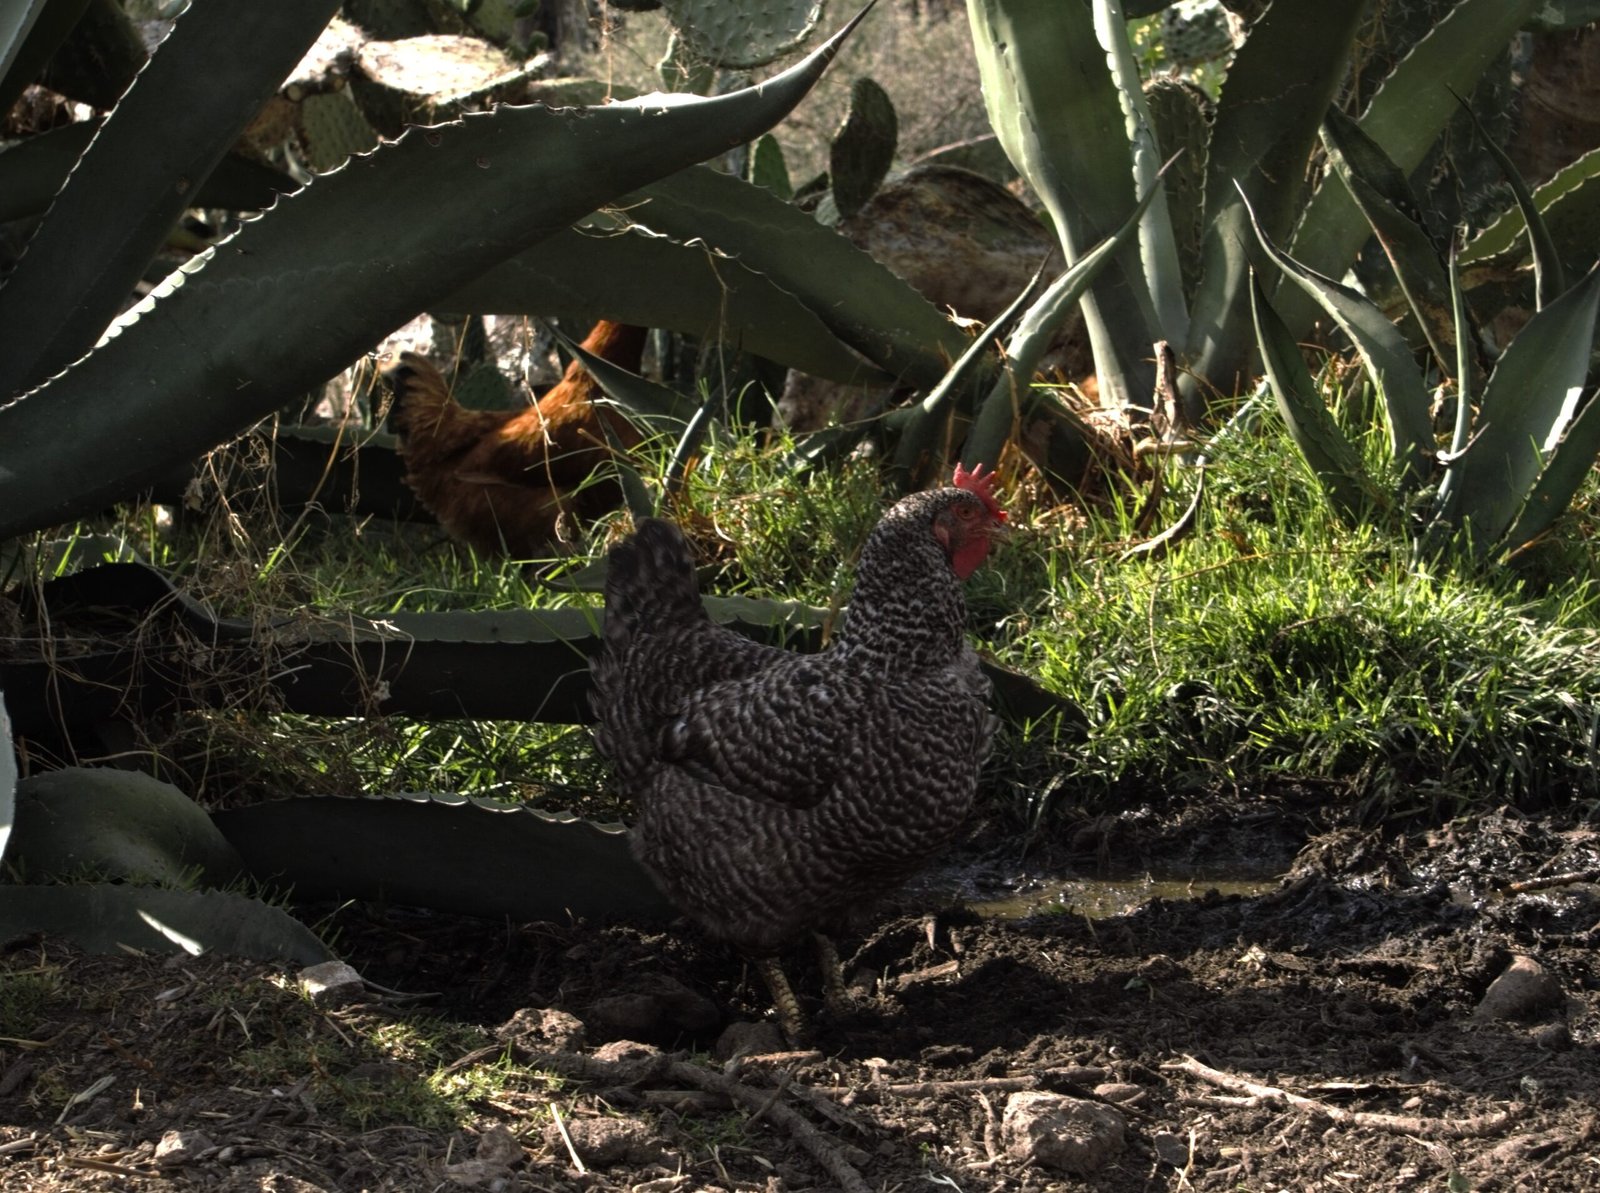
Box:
[658,0,826,70]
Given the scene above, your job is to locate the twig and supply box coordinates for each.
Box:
[667,1060,873,1193]
[824,1069,1105,1104]
[1164,1055,1518,1139]
[547,1101,586,1175]
[515,1047,874,1190]
[1505,869,1600,894]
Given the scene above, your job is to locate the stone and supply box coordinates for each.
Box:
[1151,1130,1193,1168]
[155,1129,215,1167]
[297,960,364,1007]
[714,1020,785,1062]
[494,1007,586,1051]
[474,1125,524,1167]
[1092,1082,1146,1106]
[545,1115,665,1168]
[588,975,718,1038]
[1001,1091,1126,1174]
[1475,955,1563,1022]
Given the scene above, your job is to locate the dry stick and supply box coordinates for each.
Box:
[666,1060,873,1193]
[1165,1055,1518,1139]
[548,1101,586,1174]
[823,1070,1106,1103]
[1506,868,1600,894]
[519,1049,873,1190]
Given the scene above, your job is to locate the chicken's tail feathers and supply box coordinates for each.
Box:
[601,517,706,642]
[382,352,452,436]
[591,517,704,762]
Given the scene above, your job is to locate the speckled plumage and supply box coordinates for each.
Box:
[590,486,1001,958]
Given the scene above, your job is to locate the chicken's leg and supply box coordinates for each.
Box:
[812,932,854,1016]
[755,955,810,1043]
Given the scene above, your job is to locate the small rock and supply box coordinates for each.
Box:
[1092,1082,1146,1106]
[1150,1130,1192,1168]
[546,1115,665,1168]
[154,1129,214,1167]
[495,1007,586,1051]
[714,1020,785,1062]
[1475,954,1563,1022]
[298,960,364,1007]
[1531,1021,1573,1051]
[589,976,718,1038]
[475,1125,524,1167]
[1002,1091,1126,1174]
[440,1157,513,1188]
[589,1039,669,1085]
[594,1039,661,1064]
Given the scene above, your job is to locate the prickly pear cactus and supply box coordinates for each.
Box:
[1350,0,1519,239]
[298,89,380,173]
[1159,0,1244,67]
[830,76,897,219]
[1144,77,1212,303]
[748,132,794,198]
[657,0,826,70]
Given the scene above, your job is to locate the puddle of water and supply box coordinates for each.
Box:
[968,874,1280,921]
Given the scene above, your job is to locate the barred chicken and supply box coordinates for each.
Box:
[384,320,647,556]
[590,466,1008,1037]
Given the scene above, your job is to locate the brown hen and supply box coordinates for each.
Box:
[591,465,1008,1038]
[384,320,647,557]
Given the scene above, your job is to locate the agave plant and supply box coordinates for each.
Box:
[0,0,1022,541]
[1247,111,1600,566]
[961,0,1579,429]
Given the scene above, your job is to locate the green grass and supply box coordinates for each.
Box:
[13,396,1600,824]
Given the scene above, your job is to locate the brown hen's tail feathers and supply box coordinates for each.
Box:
[602,518,708,647]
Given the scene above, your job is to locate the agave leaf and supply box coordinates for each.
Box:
[1281,0,1540,331]
[1182,0,1369,415]
[962,169,1171,471]
[543,319,695,427]
[596,418,659,522]
[1319,105,1465,382]
[664,397,717,496]
[0,0,83,115]
[214,794,676,922]
[0,120,298,224]
[435,219,881,385]
[1501,393,1600,555]
[609,165,966,387]
[1461,146,1600,266]
[892,262,1044,485]
[1443,265,1600,549]
[0,0,345,398]
[786,419,877,475]
[0,884,332,964]
[0,9,872,541]
[1250,273,1382,525]
[1093,0,1187,342]
[965,0,1156,409]
[1242,188,1433,488]
[7,767,244,886]
[1449,89,1565,308]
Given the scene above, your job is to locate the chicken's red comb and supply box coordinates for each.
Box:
[953,462,1007,521]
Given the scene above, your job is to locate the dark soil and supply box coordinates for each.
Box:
[3,802,1598,1191]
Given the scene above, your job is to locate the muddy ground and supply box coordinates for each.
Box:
[1,797,1597,1192]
